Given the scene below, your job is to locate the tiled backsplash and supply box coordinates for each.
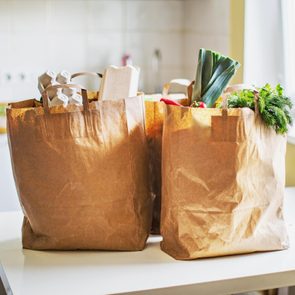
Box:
[0,0,229,101]
[184,0,230,80]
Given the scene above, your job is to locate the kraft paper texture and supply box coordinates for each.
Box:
[160,106,289,260]
[145,98,189,234]
[7,94,152,250]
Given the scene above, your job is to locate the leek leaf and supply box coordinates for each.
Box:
[192,48,240,107]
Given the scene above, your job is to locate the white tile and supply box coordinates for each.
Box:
[47,33,87,72]
[126,0,183,32]
[0,33,12,68]
[86,32,123,72]
[184,33,229,68]
[11,0,47,33]
[161,66,186,86]
[142,66,184,94]
[183,66,197,81]
[125,32,183,68]
[184,0,230,35]
[0,0,232,98]
[87,1,123,31]
[0,1,12,33]
[12,82,39,100]
[0,85,13,102]
[10,33,48,70]
[0,31,48,99]
[47,0,87,33]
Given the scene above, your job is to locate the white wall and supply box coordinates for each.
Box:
[0,0,230,101]
[183,0,230,80]
[0,0,184,99]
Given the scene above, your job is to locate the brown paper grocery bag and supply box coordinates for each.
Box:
[145,79,191,234]
[161,102,289,260]
[7,83,152,250]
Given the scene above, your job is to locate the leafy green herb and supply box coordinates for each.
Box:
[192,48,240,107]
[226,84,293,134]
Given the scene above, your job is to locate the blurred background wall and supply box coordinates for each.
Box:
[0,0,230,100]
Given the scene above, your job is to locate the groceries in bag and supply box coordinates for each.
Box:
[38,70,86,107]
[99,65,140,100]
[7,70,152,251]
[160,48,291,260]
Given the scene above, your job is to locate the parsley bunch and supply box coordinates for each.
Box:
[226,84,293,134]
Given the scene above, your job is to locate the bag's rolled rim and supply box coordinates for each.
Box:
[7,92,145,113]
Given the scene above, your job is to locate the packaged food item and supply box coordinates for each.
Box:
[68,92,82,105]
[56,71,71,84]
[49,89,68,107]
[57,71,76,98]
[38,71,58,99]
[99,65,140,100]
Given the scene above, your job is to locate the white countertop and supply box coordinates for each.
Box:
[0,188,295,295]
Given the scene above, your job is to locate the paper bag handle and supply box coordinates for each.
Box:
[162,79,191,96]
[71,72,103,80]
[223,84,255,94]
[187,81,195,105]
[71,72,103,101]
[42,84,89,112]
[71,72,103,93]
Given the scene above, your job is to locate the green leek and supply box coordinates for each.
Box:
[192,48,240,107]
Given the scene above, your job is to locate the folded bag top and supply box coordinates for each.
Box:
[160,88,289,260]
[7,73,152,251]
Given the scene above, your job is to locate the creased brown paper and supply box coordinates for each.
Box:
[145,98,189,234]
[160,105,289,260]
[7,94,152,250]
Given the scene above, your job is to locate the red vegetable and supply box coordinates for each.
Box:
[160,98,182,106]
[198,102,207,108]
[191,101,207,108]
